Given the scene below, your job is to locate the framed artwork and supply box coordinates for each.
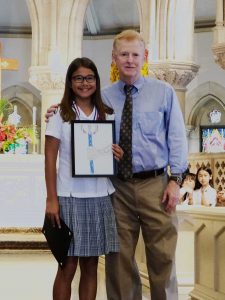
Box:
[71,120,116,176]
[200,126,225,153]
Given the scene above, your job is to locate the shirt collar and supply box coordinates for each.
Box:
[118,76,144,95]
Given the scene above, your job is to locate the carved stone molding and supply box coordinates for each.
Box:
[185,125,196,137]
[29,66,65,91]
[212,43,225,70]
[149,62,200,90]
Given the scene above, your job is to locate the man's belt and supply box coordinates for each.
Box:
[117,168,165,180]
[132,168,165,179]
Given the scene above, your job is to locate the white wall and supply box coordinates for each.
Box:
[187,30,225,94]
[1,37,31,91]
[83,38,113,88]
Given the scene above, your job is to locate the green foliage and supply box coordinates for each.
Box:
[0,98,13,123]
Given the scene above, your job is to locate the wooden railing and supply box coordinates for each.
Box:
[188,153,225,191]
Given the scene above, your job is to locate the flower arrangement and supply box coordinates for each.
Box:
[0,123,33,153]
[0,98,33,154]
[110,49,149,83]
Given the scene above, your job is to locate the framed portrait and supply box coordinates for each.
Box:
[71,120,116,177]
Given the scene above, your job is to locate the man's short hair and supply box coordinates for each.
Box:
[113,29,145,50]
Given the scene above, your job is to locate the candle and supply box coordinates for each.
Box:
[32,106,37,126]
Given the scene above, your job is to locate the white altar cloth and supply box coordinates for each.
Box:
[0,154,46,228]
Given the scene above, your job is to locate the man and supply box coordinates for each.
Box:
[46,30,188,300]
[102,30,187,300]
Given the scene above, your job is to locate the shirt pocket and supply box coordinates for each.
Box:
[137,111,164,137]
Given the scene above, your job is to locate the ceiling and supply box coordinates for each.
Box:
[0,0,217,36]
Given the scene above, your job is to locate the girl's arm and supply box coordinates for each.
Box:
[45,135,61,227]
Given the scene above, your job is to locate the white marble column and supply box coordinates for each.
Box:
[138,0,199,115]
[26,0,90,151]
[29,66,64,152]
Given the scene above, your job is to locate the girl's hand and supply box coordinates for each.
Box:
[112,144,124,161]
[188,193,193,205]
[201,186,207,192]
[45,197,61,228]
[200,189,210,206]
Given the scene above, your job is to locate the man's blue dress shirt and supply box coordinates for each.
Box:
[102,76,188,174]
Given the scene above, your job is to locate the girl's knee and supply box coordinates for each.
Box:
[58,257,78,281]
[79,257,98,274]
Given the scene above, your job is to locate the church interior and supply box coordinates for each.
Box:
[0,0,225,299]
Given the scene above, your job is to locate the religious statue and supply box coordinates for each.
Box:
[7,105,21,126]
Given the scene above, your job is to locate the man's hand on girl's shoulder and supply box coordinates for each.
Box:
[45,104,59,122]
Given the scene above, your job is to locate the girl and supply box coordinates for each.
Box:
[192,167,217,206]
[45,57,123,300]
[179,172,196,205]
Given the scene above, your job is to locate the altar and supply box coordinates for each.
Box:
[0,154,46,228]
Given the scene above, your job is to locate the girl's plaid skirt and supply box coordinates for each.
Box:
[59,195,119,257]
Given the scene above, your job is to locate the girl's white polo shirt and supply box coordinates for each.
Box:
[192,185,217,206]
[45,107,115,198]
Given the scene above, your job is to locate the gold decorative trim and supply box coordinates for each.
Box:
[0,227,42,234]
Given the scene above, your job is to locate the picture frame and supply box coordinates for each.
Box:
[71,120,116,177]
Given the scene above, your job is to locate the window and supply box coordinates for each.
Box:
[200,126,225,153]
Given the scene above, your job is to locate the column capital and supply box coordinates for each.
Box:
[149,62,200,90]
[212,43,225,70]
[29,66,65,91]
[185,125,196,137]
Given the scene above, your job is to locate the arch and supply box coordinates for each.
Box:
[186,82,225,126]
[188,94,225,126]
[26,0,39,65]
[68,0,90,62]
[137,0,150,42]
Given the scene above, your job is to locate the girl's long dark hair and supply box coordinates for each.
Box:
[60,57,113,122]
[194,166,213,190]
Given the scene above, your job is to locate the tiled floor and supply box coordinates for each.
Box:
[0,233,190,300]
[0,250,151,300]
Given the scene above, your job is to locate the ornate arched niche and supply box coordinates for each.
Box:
[189,95,225,127]
[187,82,225,127]
[186,82,225,153]
[2,85,41,127]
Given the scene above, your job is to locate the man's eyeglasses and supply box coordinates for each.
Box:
[72,75,96,83]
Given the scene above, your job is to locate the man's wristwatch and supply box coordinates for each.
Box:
[169,174,183,186]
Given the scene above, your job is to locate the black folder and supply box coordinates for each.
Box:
[42,216,73,267]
